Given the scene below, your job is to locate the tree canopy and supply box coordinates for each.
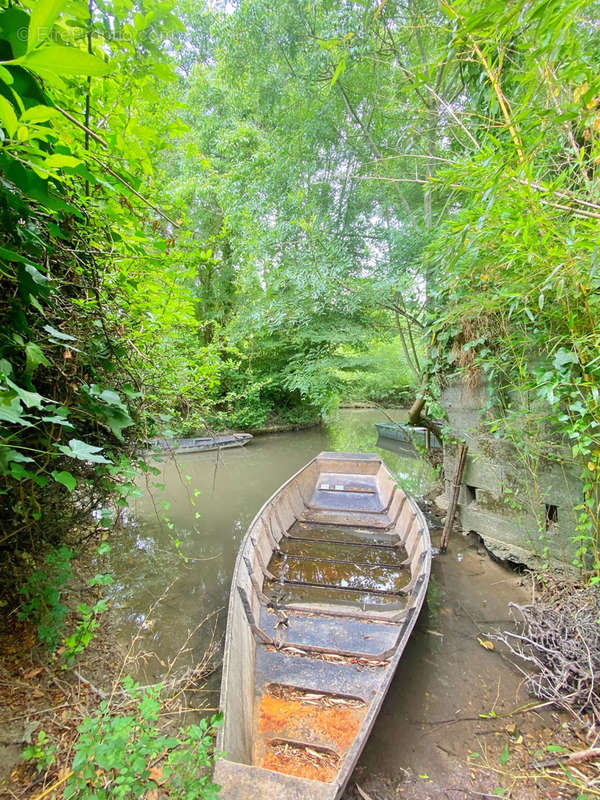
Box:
[1,0,600,573]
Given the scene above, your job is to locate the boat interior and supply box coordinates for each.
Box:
[216,452,431,798]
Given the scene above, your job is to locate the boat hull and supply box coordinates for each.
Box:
[146,433,252,454]
[375,422,441,450]
[215,451,431,799]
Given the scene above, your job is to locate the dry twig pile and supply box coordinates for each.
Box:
[496,578,599,729]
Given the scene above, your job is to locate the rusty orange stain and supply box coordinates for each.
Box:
[261,744,339,783]
[256,692,365,781]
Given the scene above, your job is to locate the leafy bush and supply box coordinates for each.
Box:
[0,0,202,583]
[66,677,222,800]
[19,546,75,650]
[425,0,600,573]
[22,730,56,773]
[62,596,110,669]
[19,542,113,658]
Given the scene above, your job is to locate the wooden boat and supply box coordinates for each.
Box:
[375,434,421,458]
[146,432,252,454]
[215,451,431,799]
[375,421,441,450]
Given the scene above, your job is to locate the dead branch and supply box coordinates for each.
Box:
[495,578,600,728]
[533,746,600,769]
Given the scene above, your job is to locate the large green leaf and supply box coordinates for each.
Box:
[51,469,76,491]
[20,105,60,124]
[0,447,34,472]
[20,46,110,77]
[57,438,111,464]
[43,324,77,342]
[25,342,51,373]
[28,0,69,52]
[0,392,30,425]
[101,407,134,441]
[0,246,33,264]
[44,153,83,170]
[0,7,30,58]
[0,94,18,137]
[553,349,579,370]
[7,378,46,409]
[25,263,50,285]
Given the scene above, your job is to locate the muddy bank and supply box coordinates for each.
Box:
[248,420,320,435]
[0,545,221,799]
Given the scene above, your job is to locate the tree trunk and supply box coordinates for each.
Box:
[408,391,426,425]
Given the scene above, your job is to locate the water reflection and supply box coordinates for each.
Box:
[109,409,436,674]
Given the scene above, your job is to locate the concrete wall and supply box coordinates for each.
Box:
[441,376,581,568]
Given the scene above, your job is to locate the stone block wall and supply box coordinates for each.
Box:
[442,376,581,568]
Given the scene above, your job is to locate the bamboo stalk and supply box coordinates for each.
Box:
[440,443,468,553]
[31,770,73,800]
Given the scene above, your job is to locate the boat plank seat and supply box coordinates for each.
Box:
[301,489,409,529]
[286,521,402,548]
[309,473,383,513]
[279,536,407,567]
[258,607,401,657]
[268,554,411,594]
[300,509,394,528]
[214,760,333,800]
[255,645,385,703]
[253,707,365,771]
[263,580,411,608]
[262,601,410,623]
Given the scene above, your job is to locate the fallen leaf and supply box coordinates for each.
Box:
[23,667,44,680]
[149,765,165,785]
[477,637,495,651]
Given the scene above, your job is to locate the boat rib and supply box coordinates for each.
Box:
[215,451,431,799]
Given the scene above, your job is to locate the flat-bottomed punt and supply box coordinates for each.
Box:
[375,421,441,450]
[215,451,431,799]
[146,433,252,454]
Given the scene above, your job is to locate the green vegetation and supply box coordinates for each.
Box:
[22,730,57,774]
[424,0,600,572]
[2,0,600,794]
[66,679,222,800]
[19,545,75,650]
[341,339,419,406]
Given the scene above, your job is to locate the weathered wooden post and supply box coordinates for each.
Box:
[440,442,468,553]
